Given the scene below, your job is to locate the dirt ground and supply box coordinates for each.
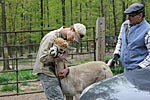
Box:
[0,81,47,100]
[0,93,46,100]
[0,93,75,100]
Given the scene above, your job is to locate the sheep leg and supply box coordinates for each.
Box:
[75,93,80,100]
[66,96,73,100]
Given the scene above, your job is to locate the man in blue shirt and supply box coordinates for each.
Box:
[111,3,150,71]
[80,4,150,100]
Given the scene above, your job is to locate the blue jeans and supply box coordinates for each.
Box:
[38,73,64,100]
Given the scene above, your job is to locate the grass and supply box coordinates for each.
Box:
[18,70,38,81]
[111,66,124,75]
[0,72,16,83]
[0,84,17,92]
[0,70,37,83]
[0,70,38,92]
[20,82,28,86]
[0,55,123,93]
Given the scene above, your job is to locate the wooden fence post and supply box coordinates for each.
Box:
[96,17,105,61]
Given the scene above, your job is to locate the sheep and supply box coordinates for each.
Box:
[61,61,113,100]
[50,38,113,100]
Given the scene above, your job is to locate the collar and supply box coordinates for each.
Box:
[58,26,67,40]
[130,18,145,27]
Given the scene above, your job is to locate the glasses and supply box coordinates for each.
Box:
[128,13,139,17]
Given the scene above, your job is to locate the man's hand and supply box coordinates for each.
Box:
[58,68,69,79]
[54,52,68,61]
[137,66,142,69]
[49,43,68,59]
[49,45,58,57]
[110,54,120,68]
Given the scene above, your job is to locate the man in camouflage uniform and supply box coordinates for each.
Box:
[33,23,86,100]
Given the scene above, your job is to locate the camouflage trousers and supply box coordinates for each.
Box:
[38,73,64,100]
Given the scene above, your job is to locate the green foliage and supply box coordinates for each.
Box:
[20,82,28,86]
[111,67,124,75]
[18,70,38,81]
[104,53,124,75]
[0,70,37,84]
[1,0,150,44]
[104,53,113,61]
[0,72,16,83]
[0,84,17,92]
[0,70,37,92]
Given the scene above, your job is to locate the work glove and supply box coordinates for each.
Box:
[49,45,68,59]
[110,54,120,68]
[49,45,59,57]
[137,66,142,69]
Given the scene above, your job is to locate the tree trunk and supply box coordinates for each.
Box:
[61,0,66,25]
[40,0,44,38]
[112,0,117,36]
[1,0,10,70]
[122,1,126,23]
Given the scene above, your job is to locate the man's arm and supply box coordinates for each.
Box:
[39,38,55,64]
[114,33,122,55]
[139,31,150,68]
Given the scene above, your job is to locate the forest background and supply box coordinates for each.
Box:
[0,0,150,70]
[1,0,150,42]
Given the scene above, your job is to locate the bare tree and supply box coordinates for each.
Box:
[1,0,11,70]
[122,1,126,22]
[112,0,117,36]
[101,0,105,17]
[61,0,66,25]
[40,0,44,38]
